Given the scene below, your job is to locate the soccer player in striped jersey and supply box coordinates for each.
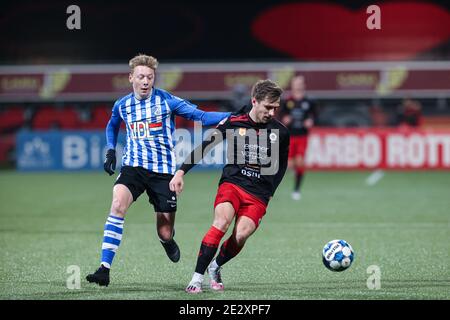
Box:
[86,54,230,287]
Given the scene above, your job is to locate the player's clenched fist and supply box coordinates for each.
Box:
[169,170,185,195]
[103,149,116,176]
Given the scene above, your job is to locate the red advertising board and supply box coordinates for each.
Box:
[306,128,450,170]
[1,62,449,102]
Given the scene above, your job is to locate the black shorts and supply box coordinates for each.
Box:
[114,166,177,212]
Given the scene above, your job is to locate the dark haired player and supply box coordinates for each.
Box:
[279,75,317,201]
[170,79,290,293]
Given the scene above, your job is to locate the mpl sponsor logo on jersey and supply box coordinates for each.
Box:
[129,120,163,139]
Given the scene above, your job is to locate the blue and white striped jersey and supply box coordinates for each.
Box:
[106,87,230,175]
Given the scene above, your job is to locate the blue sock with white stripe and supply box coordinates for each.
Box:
[101,214,124,269]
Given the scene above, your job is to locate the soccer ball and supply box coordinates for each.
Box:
[322,239,354,272]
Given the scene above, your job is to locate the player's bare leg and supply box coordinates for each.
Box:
[294,155,304,172]
[156,211,180,262]
[186,202,235,293]
[208,215,256,291]
[288,158,294,170]
[110,184,134,218]
[212,202,235,232]
[86,184,133,286]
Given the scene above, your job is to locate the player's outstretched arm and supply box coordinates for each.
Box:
[171,122,227,194]
[171,98,230,126]
[198,109,231,126]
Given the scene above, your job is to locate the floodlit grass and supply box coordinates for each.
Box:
[0,170,449,299]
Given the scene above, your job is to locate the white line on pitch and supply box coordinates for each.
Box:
[365,170,385,186]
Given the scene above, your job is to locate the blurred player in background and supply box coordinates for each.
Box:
[397,97,423,128]
[86,54,230,287]
[170,80,290,293]
[279,75,317,201]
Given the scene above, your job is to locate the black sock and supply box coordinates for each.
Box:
[295,173,303,191]
[216,237,242,267]
[195,243,219,274]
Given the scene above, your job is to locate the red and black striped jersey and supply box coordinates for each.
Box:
[180,113,290,204]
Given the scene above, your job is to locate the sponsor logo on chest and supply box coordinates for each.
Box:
[129,120,163,139]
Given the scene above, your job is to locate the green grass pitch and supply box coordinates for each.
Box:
[0,170,449,300]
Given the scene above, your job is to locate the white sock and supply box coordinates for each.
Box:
[210,259,219,270]
[191,272,204,284]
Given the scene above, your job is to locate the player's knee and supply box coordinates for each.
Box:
[288,159,296,170]
[295,156,304,167]
[111,198,128,216]
[234,232,249,247]
[235,222,255,246]
[157,227,173,242]
[212,217,231,233]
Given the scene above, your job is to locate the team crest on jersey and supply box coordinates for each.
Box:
[153,104,162,116]
[238,128,247,136]
[301,101,310,110]
[269,132,277,143]
[287,100,295,109]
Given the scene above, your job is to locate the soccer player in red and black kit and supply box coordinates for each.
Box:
[170,80,290,293]
[279,75,317,201]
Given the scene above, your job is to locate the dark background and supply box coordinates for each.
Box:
[1,0,449,64]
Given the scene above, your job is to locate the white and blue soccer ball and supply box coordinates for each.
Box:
[322,239,354,272]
